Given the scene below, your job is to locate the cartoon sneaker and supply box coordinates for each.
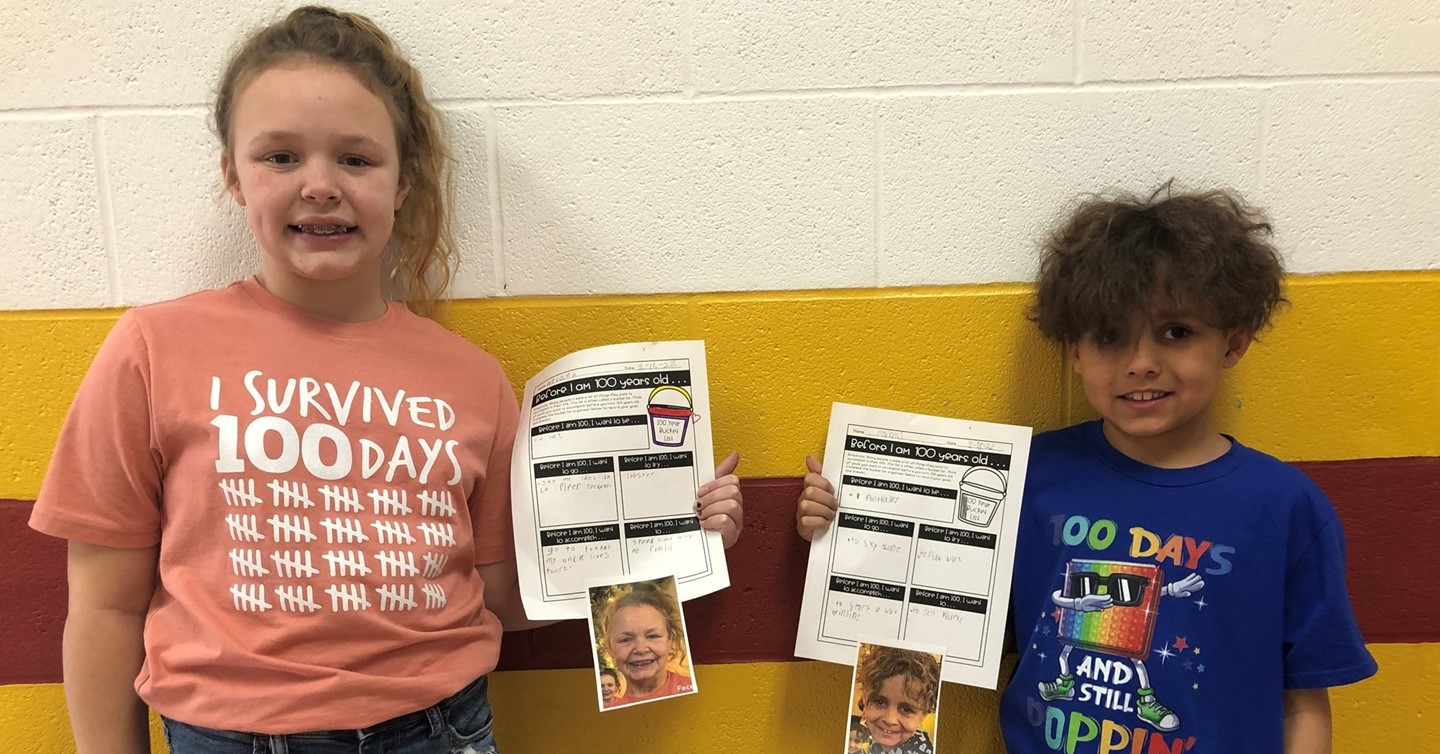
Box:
[1135,687,1179,731]
[1038,673,1075,701]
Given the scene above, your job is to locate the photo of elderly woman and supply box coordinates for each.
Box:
[587,575,697,711]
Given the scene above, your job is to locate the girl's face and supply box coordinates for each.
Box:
[606,605,673,686]
[600,674,618,700]
[861,674,927,749]
[221,61,408,317]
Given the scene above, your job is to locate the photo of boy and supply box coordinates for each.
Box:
[845,642,943,754]
[587,575,697,711]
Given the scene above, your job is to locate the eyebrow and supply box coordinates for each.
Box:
[247,131,387,151]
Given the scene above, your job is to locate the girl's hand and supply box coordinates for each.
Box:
[697,451,744,549]
[796,455,838,541]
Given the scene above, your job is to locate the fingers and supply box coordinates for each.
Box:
[714,450,740,479]
[696,478,742,508]
[698,506,741,549]
[697,472,743,549]
[797,456,837,541]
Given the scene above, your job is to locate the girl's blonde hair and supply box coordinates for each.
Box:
[214,5,455,315]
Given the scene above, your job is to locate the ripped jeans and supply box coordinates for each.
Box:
[161,675,498,754]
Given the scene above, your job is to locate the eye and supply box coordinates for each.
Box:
[1094,328,1121,347]
[263,153,297,165]
[1161,325,1191,341]
[899,704,917,716]
[341,155,370,168]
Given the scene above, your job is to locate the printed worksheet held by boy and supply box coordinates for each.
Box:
[511,341,728,619]
[796,403,1032,688]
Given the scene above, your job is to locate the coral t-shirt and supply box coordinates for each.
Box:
[31,278,518,733]
[611,670,694,707]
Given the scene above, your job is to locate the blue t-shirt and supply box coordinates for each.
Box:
[999,422,1376,754]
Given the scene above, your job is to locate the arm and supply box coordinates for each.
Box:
[476,558,557,632]
[696,451,744,549]
[63,541,157,754]
[1283,688,1332,754]
[796,455,838,541]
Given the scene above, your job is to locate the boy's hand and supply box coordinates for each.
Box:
[697,451,743,549]
[796,455,838,541]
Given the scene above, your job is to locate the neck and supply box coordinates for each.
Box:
[255,272,388,323]
[1101,419,1231,469]
[627,671,667,696]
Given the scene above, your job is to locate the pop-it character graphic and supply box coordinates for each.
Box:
[1039,559,1205,732]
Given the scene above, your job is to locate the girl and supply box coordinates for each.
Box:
[30,7,743,753]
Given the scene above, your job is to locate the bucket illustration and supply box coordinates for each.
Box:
[958,466,1006,526]
[646,385,697,447]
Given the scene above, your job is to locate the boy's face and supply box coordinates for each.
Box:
[861,674,928,749]
[1068,311,1251,466]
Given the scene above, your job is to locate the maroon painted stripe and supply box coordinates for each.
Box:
[1,498,68,684]
[4,456,1436,684]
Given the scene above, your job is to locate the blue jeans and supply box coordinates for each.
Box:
[161,675,497,754]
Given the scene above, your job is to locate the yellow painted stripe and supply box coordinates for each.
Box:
[2,272,1436,498]
[0,644,1432,752]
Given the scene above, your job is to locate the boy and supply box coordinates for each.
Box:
[850,644,941,754]
[798,186,1376,752]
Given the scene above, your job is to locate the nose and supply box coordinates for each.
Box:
[1123,337,1161,377]
[300,163,341,204]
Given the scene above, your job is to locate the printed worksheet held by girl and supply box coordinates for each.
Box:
[511,341,728,620]
[796,403,1032,689]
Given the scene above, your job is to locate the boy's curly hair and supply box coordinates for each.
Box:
[1031,182,1286,344]
[857,644,941,714]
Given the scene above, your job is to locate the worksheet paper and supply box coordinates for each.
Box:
[511,341,728,620]
[796,402,1032,688]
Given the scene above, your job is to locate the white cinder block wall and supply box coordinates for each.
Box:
[2,0,1437,309]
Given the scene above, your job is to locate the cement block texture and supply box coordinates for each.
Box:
[879,88,1264,286]
[1086,0,1440,81]
[0,2,279,109]
[497,100,875,295]
[694,0,1072,92]
[1264,81,1440,272]
[0,118,109,309]
[340,0,686,100]
[103,114,253,306]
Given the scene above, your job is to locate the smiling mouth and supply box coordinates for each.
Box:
[870,724,902,742]
[290,224,356,235]
[1120,390,1170,401]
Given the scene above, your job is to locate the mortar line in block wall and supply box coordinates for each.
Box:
[681,0,697,99]
[433,71,1440,108]
[1256,91,1271,196]
[92,117,121,305]
[3,72,1437,120]
[484,106,507,293]
[0,104,209,120]
[872,113,883,287]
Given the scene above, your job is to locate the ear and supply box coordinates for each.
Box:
[1066,341,1083,373]
[220,153,245,207]
[1222,330,1254,369]
[394,167,412,211]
